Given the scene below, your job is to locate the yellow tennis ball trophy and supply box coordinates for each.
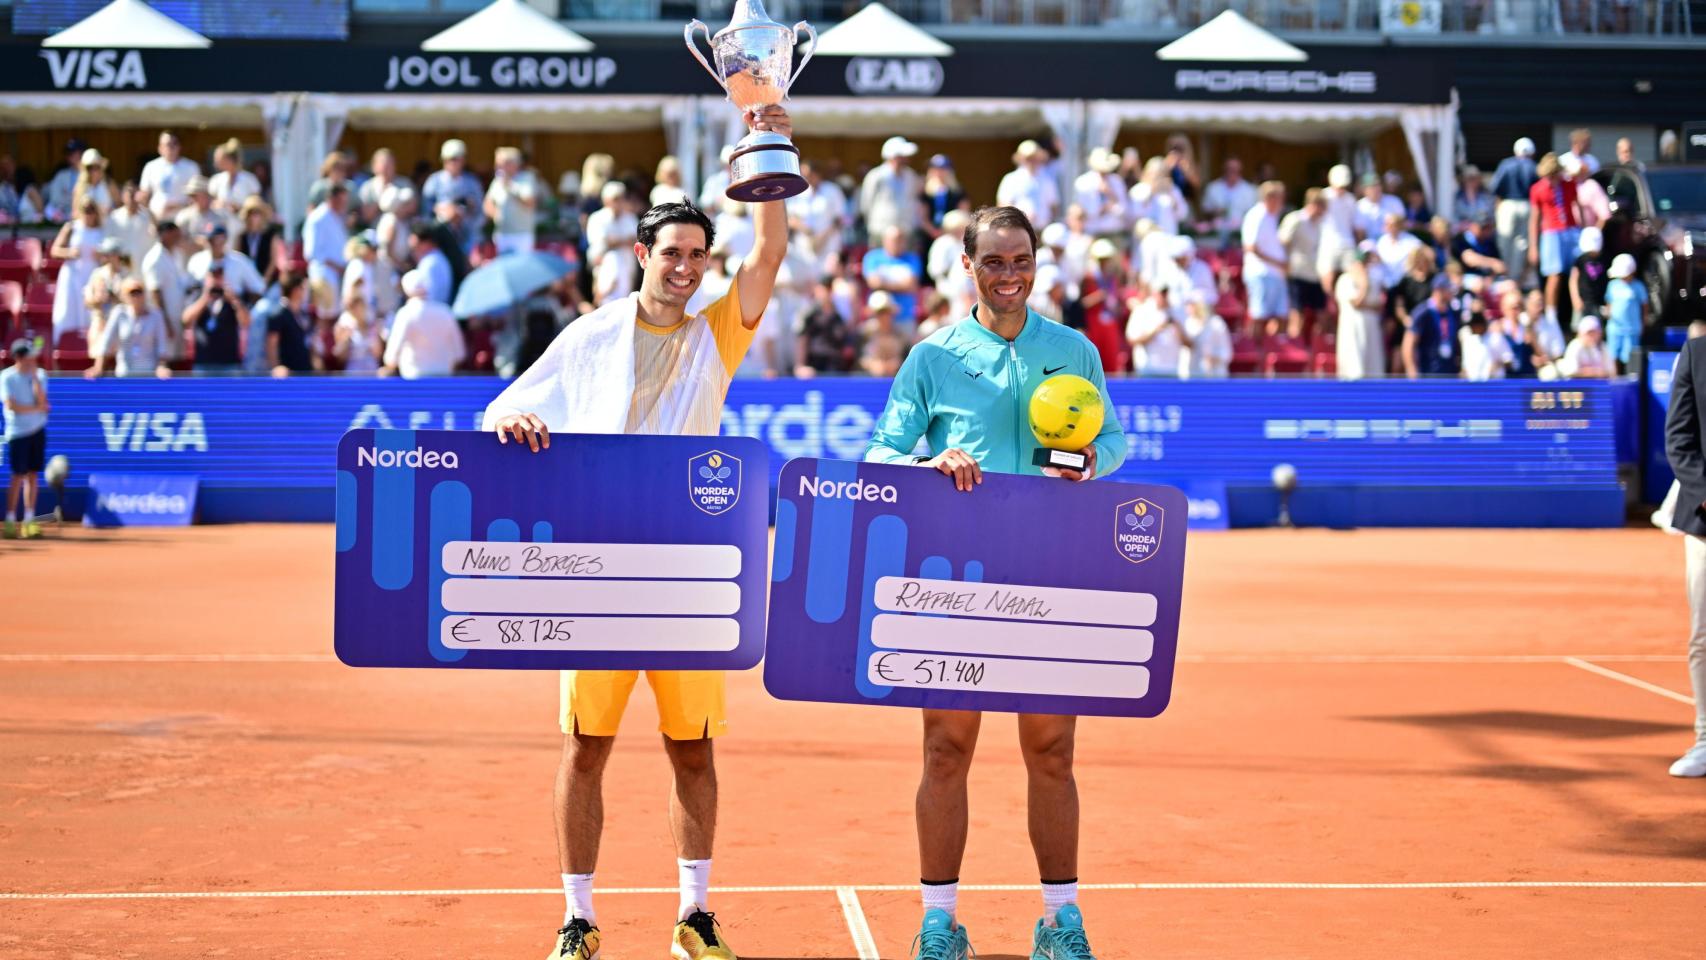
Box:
[1029,374,1104,473]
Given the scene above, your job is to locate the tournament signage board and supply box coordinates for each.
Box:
[334,429,769,670]
[764,459,1187,718]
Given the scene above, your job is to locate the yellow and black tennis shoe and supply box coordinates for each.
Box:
[671,909,736,960]
[547,917,600,960]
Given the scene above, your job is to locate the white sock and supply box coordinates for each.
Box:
[563,872,596,925]
[678,858,712,921]
[921,879,959,920]
[1041,880,1077,925]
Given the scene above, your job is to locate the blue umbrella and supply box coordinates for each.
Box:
[452,251,575,319]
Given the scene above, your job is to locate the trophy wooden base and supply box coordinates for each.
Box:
[728,134,807,201]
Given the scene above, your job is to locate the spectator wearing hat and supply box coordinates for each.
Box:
[1354,172,1405,244]
[304,183,351,289]
[1318,164,1359,293]
[997,140,1060,231]
[1565,127,1601,177]
[49,198,105,338]
[184,259,250,372]
[1336,243,1387,380]
[1403,273,1461,378]
[264,273,316,376]
[383,270,463,379]
[1180,292,1231,379]
[140,222,189,354]
[1458,300,1514,381]
[342,234,397,331]
[1201,157,1258,246]
[87,278,171,379]
[1279,188,1326,336]
[209,139,261,215]
[485,146,541,257]
[863,225,925,330]
[1159,234,1217,315]
[83,236,133,344]
[1558,315,1611,378]
[1242,181,1290,334]
[236,197,287,288]
[1604,252,1649,373]
[2,338,49,540]
[1075,147,1130,238]
[1450,215,1506,279]
[71,148,113,222]
[919,154,963,233]
[334,286,384,374]
[139,131,202,221]
[44,137,88,222]
[861,137,922,242]
[187,223,265,302]
[1079,238,1129,373]
[1569,225,1610,326]
[107,182,155,270]
[1491,137,1539,283]
[422,139,485,251]
[1454,165,1495,228]
[1528,153,1584,324]
[859,290,906,377]
[357,148,413,229]
[175,176,235,251]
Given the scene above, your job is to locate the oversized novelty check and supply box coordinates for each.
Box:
[763,459,1186,717]
[334,429,769,670]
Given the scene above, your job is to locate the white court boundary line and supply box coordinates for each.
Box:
[836,886,881,960]
[1564,657,1696,705]
[0,653,1685,665]
[7,881,1706,902]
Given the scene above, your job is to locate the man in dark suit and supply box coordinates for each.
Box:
[1662,334,1706,776]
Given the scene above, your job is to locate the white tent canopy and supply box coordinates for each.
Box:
[42,0,210,49]
[812,4,954,57]
[421,0,593,53]
[1085,95,1462,211]
[1155,10,1305,62]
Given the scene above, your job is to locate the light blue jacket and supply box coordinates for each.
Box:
[865,309,1127,478]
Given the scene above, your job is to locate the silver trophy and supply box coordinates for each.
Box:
[686,0,815,202]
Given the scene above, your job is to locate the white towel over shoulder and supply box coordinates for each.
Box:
[480,292,724,435]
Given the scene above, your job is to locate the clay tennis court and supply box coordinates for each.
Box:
[4,524,1702,958]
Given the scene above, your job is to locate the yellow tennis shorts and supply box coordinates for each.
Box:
[560,670,728,740]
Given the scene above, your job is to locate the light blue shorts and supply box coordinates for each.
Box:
[1245,273,1290,320]
[1540,228,1580,278]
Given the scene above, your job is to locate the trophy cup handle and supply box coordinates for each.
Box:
[684,20,726,94]
[787,21,816,96]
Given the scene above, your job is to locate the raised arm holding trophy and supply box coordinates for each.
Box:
[687,0,816,202]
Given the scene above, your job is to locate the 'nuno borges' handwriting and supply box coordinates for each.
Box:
[454,544,606,577]
[888,579,1054,620]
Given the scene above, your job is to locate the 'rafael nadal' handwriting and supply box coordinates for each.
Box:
[889,580,1053,620]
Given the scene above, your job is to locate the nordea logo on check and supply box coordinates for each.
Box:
[797,475,899,503]
[356,446,461,469]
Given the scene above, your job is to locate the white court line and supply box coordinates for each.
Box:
[1564,657,1696,705]
[7,881,1706,901]
[0,653,1683,665]
[836,887,881,960]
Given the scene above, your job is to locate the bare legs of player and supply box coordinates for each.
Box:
[555,733,718,875]
[917,711,1079,890]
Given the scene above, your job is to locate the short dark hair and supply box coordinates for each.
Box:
[637,200,716,252]
[962,205,1037,259]
[328,183,349,199]
[410,222,437,243]
[279,273,305,297]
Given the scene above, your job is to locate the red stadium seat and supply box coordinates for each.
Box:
[52,329,90,372]
[1263,339,1311,376]
[24,282,55,308]
[0,281,21,338]
[1229,332,1262,375]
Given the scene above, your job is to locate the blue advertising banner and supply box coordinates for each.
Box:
[35,376,1622,527]
[333,430,770,670]
[764,459,1187,718]
[83,473,198,527]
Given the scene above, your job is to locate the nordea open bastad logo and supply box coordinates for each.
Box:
[689,450,742,516]
[1115,497,1164,564]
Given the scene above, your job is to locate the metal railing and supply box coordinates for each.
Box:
[562,0,1697,35]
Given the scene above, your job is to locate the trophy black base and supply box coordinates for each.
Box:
[728,133,807,202]
[1034,448,1089,472]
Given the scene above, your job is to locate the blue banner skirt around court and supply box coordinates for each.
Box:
[333,429,771,671]
[763,458,1188,718]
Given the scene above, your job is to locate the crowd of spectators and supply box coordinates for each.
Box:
[0,123,1652,381]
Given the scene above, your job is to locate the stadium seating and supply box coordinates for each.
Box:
[0,238,42,286]
[52,330,91,371]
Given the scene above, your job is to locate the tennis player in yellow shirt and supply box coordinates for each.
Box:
[487,106,792,960]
